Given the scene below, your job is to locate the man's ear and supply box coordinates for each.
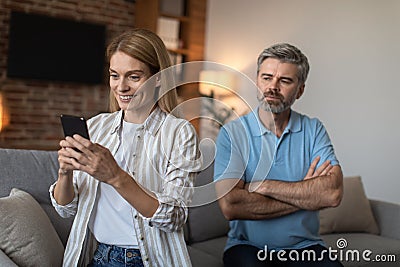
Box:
[296,84,305,99]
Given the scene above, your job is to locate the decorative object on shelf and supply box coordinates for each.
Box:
[199,70,237,120]
[157,17,180,50]
[199,70,236,98]
[159,0,185,16]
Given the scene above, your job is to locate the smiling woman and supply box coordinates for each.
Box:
[108,51,155,123]
[106,29,178,116]
[49,28,202,267]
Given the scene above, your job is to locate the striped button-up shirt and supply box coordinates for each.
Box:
[50,107,201,266]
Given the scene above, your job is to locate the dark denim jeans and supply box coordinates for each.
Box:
[88,243,144,267]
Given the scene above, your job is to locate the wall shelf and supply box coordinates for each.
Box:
[135,0,207,132]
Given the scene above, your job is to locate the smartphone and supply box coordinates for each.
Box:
[60,114,90,139]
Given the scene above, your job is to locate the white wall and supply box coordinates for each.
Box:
[205,0,400,203]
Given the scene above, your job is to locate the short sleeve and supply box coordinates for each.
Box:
[312,120,339,167]
[214,125,246,182]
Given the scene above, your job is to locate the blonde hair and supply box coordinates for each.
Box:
[106,28,179,115]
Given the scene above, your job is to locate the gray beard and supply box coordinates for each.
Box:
[257,94,296,114]
[259,100,285,113]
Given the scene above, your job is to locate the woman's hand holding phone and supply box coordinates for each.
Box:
[59,134,124,186]
[58,114,90,174]
[58,134,83,175]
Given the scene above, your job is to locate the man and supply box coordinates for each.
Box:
[214,43,343,266]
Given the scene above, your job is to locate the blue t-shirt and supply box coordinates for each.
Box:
[214,109,339,251]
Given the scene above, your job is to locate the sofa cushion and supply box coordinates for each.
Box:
[370,199,400,240]
[320,176,379,235]
[190,236,227,260]
[322,233,400,266]
[186,141,229,243]
[0,148,74,245]
[0,149,59,204]
[187,199,229,243]
[0,188,64,267]
[187,245,223,267]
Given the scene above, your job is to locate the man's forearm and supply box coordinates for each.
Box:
[221,190,299,220]
[254,166,343,210]
[216,179,299,220]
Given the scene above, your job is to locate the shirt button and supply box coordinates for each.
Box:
[145,257,149,261]
[134,215,138,219]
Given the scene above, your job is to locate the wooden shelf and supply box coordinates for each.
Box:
[159,13,190,22]
[135,0,207,133]
[134,0,206,60]
[168,48,190,55]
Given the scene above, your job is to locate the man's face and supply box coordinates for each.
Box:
[256,58,304,113]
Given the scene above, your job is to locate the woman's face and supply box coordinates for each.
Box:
[109,51,154,112]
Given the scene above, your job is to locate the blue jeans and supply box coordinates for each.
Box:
[88,243,144,267]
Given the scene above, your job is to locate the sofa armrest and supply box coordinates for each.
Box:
[0,250,18,267]
[370,199,400,240]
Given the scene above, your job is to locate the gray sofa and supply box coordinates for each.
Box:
[1,147,399,266]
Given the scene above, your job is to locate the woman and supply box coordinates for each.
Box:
[50,29,201,267]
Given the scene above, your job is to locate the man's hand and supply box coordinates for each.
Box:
[247,156,343,210]
[248,157,333,192]
[304,156,333,180]
[216,178,299,220]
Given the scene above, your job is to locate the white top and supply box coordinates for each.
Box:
[88,120,140,248]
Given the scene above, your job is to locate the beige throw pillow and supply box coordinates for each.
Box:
[319,176,380,235]
[0,188,64,267]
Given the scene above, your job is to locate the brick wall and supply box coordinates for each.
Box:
[0,0,135,150]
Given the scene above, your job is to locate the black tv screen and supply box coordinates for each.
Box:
[7,11,106,84]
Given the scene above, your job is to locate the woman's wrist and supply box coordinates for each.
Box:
[59,168,72,175]
[108,168,131,189]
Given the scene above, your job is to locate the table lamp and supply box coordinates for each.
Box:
[199,70,237,99]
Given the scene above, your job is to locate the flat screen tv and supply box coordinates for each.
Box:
[7,11,106,85]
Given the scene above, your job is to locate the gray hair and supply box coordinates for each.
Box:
[257,43,310,85]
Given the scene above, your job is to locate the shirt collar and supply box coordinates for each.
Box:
[143,107,165,136]
[110,110,124,134]
[285,110,302,133]
[249,108,302,136]
[248,108,270,137]
[110,107,165,136]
